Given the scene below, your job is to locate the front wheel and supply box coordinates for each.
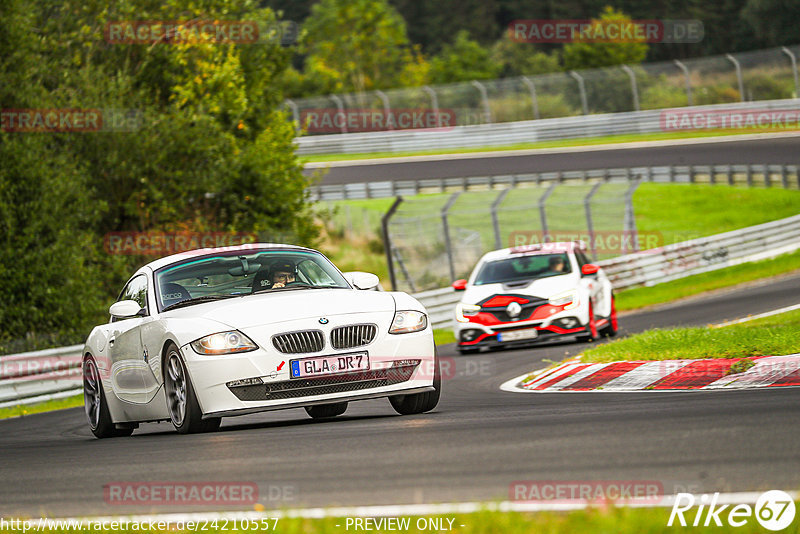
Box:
[576,302,599,343]
[389,354,441,415]
[164,344,221,434]
[83,356,133,439]
[599,296,618,337]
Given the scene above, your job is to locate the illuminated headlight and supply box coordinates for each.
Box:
[191,331,258,355]
[549,291,579,310]
[390,311,428,334]
[456,303,481,322]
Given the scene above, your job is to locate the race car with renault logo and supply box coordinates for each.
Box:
[451,242,617,354]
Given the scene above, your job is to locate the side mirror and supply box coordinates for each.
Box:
[452,279,468,291]
[109,300,143,318]
[344,271,380,290]
[581,264,600,276]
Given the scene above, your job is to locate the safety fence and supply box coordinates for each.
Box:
[289,45,800,154]
[415,213,800,329]
[372,163,799,293]
[0,344,83,408]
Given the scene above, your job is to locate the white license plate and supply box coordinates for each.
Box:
[290,352,369,379]
[498,328,538,342]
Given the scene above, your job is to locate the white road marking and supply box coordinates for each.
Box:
[40,490,800,524]
[712,303,800,328]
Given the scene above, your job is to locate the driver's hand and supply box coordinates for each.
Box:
[272,282,285,288]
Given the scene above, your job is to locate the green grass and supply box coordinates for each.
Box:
[616,249,800,312]
[581,308,800,363]
[434,328,456,346]
[0,393,83,420]
[299,129,792,163]
[10,505,793,533]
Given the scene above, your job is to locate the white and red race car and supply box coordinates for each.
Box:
[452,242,617,354]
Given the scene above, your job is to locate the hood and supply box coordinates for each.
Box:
[461,274,578,305]
[161,289,397,328]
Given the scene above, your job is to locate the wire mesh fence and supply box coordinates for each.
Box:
[287,45,800,135]
[383,179,635,293]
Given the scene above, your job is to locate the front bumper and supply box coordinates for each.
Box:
[181,324,435,418]
[457,323,588,351]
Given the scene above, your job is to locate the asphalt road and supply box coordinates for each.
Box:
[308,135,800,185]
[2,273,799,518]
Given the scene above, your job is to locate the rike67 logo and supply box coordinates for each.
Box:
[668,491,796,531]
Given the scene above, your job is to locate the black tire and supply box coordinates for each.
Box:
[305,402,348,419]
[456,347,479,355]
[599,296,619,338]
[389,353,441,415]
[164,343,221,434]
[83,356,134,439]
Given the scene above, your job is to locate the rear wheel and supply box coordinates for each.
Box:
[389,353,441,415]
[305,402,348,419]
[599,296,618,337]
[83,357,133,439]
[164,344,221,434]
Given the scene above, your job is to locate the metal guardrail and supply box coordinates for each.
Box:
[297,99,800,156]
[414,214,800,330]
[0,344,83,408]
[309,162,800,201]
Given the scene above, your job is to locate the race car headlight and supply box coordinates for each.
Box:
[549,291,579,310]
[456,303,481,322]
[191,330,258,355]
[389,311,428,334]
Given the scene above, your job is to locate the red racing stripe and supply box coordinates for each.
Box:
[532,364,594,390]
[561,361,646,391]
[649,359,742,390]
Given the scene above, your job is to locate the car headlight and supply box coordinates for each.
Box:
[390,311,428,334]
[456,303,481,322]
[190,330,258,355]
[549,290,579,310]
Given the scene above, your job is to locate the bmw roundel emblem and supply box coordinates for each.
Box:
[319,317,329,324]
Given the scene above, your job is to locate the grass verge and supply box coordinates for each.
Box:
[616,249,800,312]
[299,129,795,163]
[433,329,456,346]
[0,393,83,420]
[9,505,783,533]
[581,308,800,363]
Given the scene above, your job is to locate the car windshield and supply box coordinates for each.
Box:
[154,249,350,312]
[474,253,572,285]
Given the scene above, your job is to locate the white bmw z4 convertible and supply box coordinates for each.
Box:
[82,243,440,438]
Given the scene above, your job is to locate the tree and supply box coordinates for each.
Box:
[562,7,648,71]
[490,34,561,78]
[429,30,501,84]
[302,0,427,94]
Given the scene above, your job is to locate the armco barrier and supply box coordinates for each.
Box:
[308,163,800,201]
[414,214,800,330]
[297,99,800,156]
[2,214,798,406]
[0,344,83,408]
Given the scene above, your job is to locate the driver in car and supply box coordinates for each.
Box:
[270,261,296,288]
